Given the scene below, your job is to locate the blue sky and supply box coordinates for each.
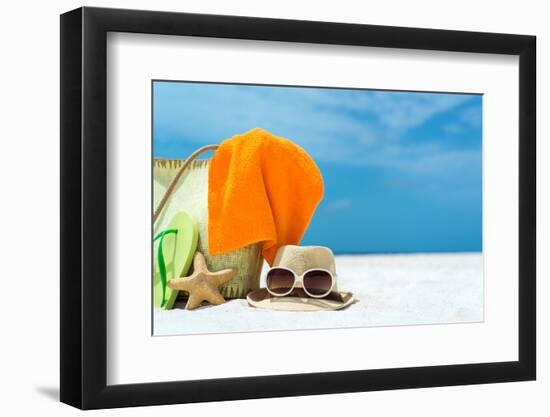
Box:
[153,81,482,254]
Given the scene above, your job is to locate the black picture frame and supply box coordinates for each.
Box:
[60,6,536,410]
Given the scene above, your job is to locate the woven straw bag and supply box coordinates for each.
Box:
[153,145,263,299]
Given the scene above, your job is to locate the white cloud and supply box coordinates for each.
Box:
[321,198,353,212]
[154,82,480,176]
[459,104,483,127]
[293,89,472,132]
[442,103,483,136]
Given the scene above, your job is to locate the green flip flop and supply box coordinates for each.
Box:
[153,211,198,310]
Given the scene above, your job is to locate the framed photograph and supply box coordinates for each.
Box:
[60,6,536,409]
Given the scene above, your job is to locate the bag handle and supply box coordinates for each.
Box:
[153,144,219,224]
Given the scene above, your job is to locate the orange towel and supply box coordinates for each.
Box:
[208,128,324,266]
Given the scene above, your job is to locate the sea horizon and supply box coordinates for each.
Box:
[331,250,483,256]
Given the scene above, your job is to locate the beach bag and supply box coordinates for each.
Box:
[153,145,263,299]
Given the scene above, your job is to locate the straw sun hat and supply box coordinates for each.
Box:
[246,245,355,312]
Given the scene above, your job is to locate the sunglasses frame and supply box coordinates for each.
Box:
[266,266,336,299]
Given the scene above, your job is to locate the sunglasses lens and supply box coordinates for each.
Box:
[303,270,333,296]
[266,268,295,295]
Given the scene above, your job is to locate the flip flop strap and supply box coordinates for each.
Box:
[153,229,178,307]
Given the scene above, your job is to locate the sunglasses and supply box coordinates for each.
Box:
[266,267,335,299]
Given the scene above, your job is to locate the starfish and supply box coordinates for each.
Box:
[167,251,237,310]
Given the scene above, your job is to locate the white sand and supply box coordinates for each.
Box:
[153,253,483,336]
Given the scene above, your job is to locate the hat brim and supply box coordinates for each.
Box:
[246,288,355,312]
